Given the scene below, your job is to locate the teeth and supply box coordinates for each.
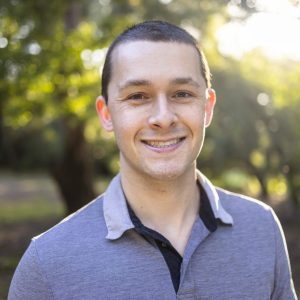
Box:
[145,138,181,148]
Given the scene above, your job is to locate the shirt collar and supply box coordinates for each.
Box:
[196,170,233,225]
[103,171,233,240]
[103,174,134,240]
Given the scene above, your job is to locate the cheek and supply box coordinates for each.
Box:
[111,110,145,140]
[182,105,206,127]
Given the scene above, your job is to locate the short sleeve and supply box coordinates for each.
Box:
[270,209,297,300]
[8,240,54,300]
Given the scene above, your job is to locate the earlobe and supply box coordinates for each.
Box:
[204,88,216,127]
[96,96,113,132]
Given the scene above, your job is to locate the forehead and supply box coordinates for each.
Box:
[109,41,204,87]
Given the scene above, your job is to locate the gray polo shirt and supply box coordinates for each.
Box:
[8,171,297,299]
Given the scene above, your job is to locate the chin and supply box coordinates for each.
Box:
[143,163,190,182]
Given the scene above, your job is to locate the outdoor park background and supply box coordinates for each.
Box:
[0,0,300,298]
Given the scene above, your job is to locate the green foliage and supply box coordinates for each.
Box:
[1,0,300,207]
[0,0,229,171]
[234,52,300,204]
[1,0,113,172]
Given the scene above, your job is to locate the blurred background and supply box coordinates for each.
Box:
[0,0,299,298]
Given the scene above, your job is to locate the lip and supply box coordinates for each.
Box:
[141,137,186,153]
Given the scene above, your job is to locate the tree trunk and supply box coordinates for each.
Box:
[289,186,299,209]
[286,167,300,209]
[245,160,269,202]
[49,0,96,214]
[50,121,96,214]
[255,172,269,202]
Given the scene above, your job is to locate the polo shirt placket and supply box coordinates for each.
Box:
[126,180,218,295]
[177,219,210,299]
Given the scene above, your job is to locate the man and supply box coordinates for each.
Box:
[9,20,296,299]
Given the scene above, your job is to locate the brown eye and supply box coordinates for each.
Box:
[174,91,193,98]
[128,93,147,100]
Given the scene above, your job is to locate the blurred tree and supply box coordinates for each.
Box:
[2,0,298,212]
[1,0,103,212]
[201,66,272,200]
[0,0,231,213]
[239,54,300,207]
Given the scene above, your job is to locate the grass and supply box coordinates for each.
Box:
[0,198,65,225]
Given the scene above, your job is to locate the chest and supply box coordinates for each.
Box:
[47,228,274,300]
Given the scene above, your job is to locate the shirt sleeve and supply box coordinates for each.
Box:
[270,209,297,300]
[8,240,54,300]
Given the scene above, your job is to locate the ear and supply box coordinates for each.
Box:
[204,88,216,127]
[96,96,113,132]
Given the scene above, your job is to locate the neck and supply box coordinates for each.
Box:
[120,164,200,255]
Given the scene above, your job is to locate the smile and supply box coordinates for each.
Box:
[142,138,185,148]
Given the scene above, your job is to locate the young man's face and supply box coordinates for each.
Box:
[97,41,215,181]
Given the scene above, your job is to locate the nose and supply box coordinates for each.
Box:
[148,95,178,129]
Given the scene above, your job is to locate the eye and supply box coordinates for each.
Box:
[127,93,148,101]
[173,91,193,99]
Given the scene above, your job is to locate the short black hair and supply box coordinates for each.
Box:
[101,20,211,102]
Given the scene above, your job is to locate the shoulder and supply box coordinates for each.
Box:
[33,194,106,252]
[215,188,296,298]
[214,188,288,269]
[216,187,278,230]
[8,195,109,299]
[217,187,272,215]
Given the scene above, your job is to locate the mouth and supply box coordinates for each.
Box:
[142,137,185,148]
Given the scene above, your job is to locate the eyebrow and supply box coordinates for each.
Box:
[170,77,201,88]
[118,77,201,92]
[118,80,151,92]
